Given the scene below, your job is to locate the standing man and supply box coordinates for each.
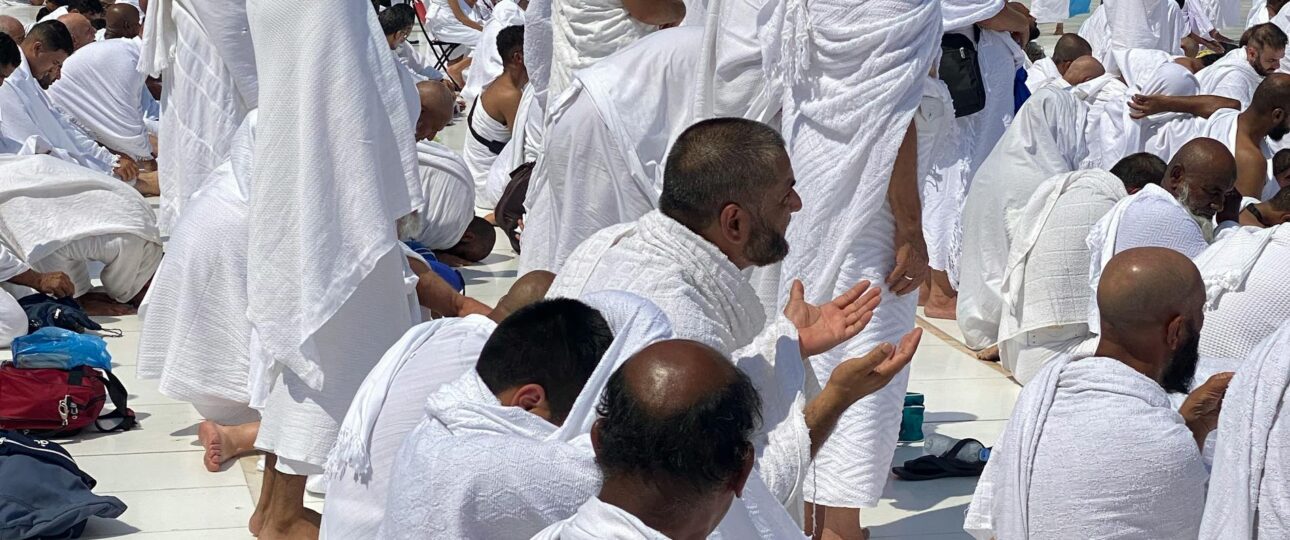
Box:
[244,0,419,537]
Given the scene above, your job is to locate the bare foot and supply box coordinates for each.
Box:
[1054,23,1064,35]
[922,297,957,320]
[78,293,137,316]
[134,170,161,197]
[198,421,260,472]
[259,508,321,540]
[976,344,1000,362]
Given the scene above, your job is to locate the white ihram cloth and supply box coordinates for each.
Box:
[547,0,656,99]
[321,315,496,540]
[394,42,445,82]
[483,85,543,207]
[463,97,511,209]
[519,27,702,274]
[411,141,474,250]
[379,292,672,539]
[0,52,116,174]
[247,0,418,469]
[964,355,1208,539]
[533,498,669,540]
[139,0,258,234]
[1081,0,1186,74]
[997,170,1126,383]
[1201,321,1290,538]
[1194,225,1290,383]
[1197,48,1263,109]
[136,112,256,411]
[46,39,153,160]
[425,0,484,47]
[460,0,525,104]
[0,244,29,348]
[1270,6,1290,72]
[926,29,1021,277]
[1091,54,1198,169]
[1145,110,1268,183]
[0,155,160,301]
[1025,58,1062,93]
[547,216,814,520]
[957,89,1089,350]
[524,0,554,108]
[772,0,940,508]
[689,0,782,124]
[1249,0,1271,28]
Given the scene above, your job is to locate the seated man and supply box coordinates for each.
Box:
[463,25,523,210]
[1239,184,1290,226]
[48,38,155,164]
[0,21,138,182]
[404,81,496,266]
[1201,321,1290,538]
[0,243,72,347]
[0,15,23,43]
[379,4,446,82]
[1192,225,1290,381]
[101,3,140,40]
[1025,33,1094,91]
[1196,23,1285,109]
[966,247,1231,539]
[378,298,619,539]
[996,153,1165,384]
[56,12,92,49]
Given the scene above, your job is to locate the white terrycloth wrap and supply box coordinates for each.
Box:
[1192,0,1241,30]
[523,0,553,108]
[998,170,1127,345]
[941,0,1003,31]
[412,141,475,250]
[0,155,158,268]
[956,89,1089,350]
[139,0,257,234]
[245,0,418,392]
[461,0,525,104]
[1201,321,1290,538]
[547,0,656,99]
[47,39,153,160]
[964,355,1208,539]
[1197,48,1263,109]
[770,0,940,508]
[0,53,117,175]
[533,497,669,539]
[520,28,703,274]
[689,0,780,124]
[1099,0,1187,73]
[1194,226,1290,381]
[1024,58,1062,92]
[136,112,256,408]
[1093,53,1198,169]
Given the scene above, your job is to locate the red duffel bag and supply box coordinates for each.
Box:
[0,365,136,436]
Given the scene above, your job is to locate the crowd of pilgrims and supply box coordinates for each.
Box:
[0,0,1287,537]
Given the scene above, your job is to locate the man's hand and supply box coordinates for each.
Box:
[784,279,881,358]
[886,226,929,296]
[1180,372,1233,446]
[35,272,75,298]
[114,155,139,182]
[455,295,494,318]
[1128,94,1165,119]
[825,328,923,406]
[1217,189,1243,223]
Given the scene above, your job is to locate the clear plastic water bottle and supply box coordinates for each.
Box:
[923,433,990,463]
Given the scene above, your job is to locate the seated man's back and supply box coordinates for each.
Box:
[47,37,153,159]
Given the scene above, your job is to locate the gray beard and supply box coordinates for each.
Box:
[1192,212,1217,243]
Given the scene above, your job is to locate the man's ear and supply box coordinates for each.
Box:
[1275,210,1290,224]
[1164,314,1185,352]
[718,203,745,244]
[730,447,754,498]
[508,383,546,411]
[590,419,604,456]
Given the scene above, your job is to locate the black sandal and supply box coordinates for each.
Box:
[891,438,987,481]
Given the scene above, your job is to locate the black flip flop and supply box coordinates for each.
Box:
[891,438,987,481]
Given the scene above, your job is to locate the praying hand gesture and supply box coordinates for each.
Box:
[784,279,881,358]
[805,328,923,456]
[114,154,139,183]
[1180,371,1233,448]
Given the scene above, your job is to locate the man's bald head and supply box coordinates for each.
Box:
[1097,247,1205,392]
[1163,137,1236,219]
[415,80,454,141]
[57,13,93,50]
[490,270,555,322]
[104,3,139,39]
[442,216,496,263]
[1062,55,1104,86]
[594,339,759,519]
[1051,34,1093,68]
[0,16,24,44]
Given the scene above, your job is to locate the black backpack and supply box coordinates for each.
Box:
[939,27,986,118]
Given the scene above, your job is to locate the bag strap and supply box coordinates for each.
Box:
[93,370,136,432]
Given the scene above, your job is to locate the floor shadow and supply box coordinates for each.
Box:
[80,516,142,539]
[49,411,154,447]
[869,503,973,538]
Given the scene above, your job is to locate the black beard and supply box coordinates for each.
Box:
[1161,330,1201,394]
[745,214,790,267]
[1271,124,1289,142]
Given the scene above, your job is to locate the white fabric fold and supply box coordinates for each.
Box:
[532,497,669,539]
[547,0,656,98]
[1198,48,1263,109]
[1025,57,1062,93]
[48,38,153,159]
[0,52,116,174]
[1094,53,1197,169]
[1195,225,1290,377]
[412,140,475,250]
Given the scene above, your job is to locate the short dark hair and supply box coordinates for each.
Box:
[1244,23,1288,50]
[27,20,74,55]
[378,3,416,36]
[1270,184,1290,211]
[1111,152,1167,192]
[1274,149,1290,176]
[0,33,18,68]
[658,118,786,231]
[1271,0,1290,18]
[476,299,613,424]
[67,0,103,16]
[595,358,762,499]
[497,25,524,61]
[1051,33,1092,64]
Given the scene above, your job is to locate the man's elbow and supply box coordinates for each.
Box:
[624,0,686,26]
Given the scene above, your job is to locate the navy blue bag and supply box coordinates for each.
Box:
[0,430,126,539]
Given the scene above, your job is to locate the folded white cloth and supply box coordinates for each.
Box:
[1092,52,1197,170]
[0,52,117,174]
[547,0,655,99]
[1025,58,1063,92]
[689,0,782,124]
[1100,0,1187,73]
[1198,48,1263,109]
[47,38,153,160]
[411,141,474,250]
[957,88,1089,350]
[1201,320,1290,538]
[532,497,669,540]
[1195,225,1290,373]
[942,0,1003,31]
[965,355,1208,539]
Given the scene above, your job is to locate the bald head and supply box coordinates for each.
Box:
[1251,73,1290,115]
[415,80,454,141]
[104,3,139,39]
[0,16,24,44]
[1051,34,1092,67]
[1062,55,1104,86]
[595,339,760,512]
[490,270,555,322]
[1163,137,1236,218]
[57,13,93,50]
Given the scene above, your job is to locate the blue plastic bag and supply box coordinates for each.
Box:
[1070,0,1091,17]
[11,327,113,371]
